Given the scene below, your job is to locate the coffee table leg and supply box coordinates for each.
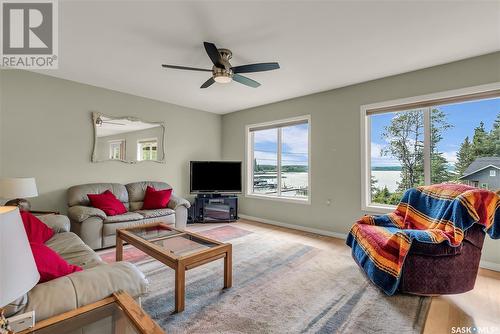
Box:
[175,264,185,313]
[224,246,232,289]
[116,235,123,261]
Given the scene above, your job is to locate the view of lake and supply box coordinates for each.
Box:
[254,171,396,196]
[371,170,401,192]
[254,172,308,197]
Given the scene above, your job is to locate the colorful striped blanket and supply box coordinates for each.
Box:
[346,184,499,295]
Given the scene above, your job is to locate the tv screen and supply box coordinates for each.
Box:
[190,161,242,193]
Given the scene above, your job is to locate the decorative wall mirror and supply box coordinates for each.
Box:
[91,112,166,163]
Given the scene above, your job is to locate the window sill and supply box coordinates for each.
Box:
[245,193,311,205]
[362,203,396,214]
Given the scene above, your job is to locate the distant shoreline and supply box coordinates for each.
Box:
[371,166,402,171]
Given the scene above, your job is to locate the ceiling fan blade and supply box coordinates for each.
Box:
[203,42,223,68]
[162,64,212,72]
[232,62,280,74]
[200,77,215,89]
[233,74,261,88]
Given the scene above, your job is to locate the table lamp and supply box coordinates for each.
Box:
[0,178,38,211]
[0,207,40,333]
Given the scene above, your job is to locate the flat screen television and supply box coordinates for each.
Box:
[190,161,242,194]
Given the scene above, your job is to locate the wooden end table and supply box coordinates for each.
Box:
[116,222,232,313]
[17,291,164,334]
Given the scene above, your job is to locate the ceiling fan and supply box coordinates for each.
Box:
[162,42,280,88]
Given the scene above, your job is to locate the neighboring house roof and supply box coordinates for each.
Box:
[459,157,500,179]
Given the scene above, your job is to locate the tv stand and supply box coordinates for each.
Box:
[196,193,224,199]
[191,194,238,223]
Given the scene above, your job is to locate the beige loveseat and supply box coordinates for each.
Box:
[7,214,147,322]
[67,181,190,250]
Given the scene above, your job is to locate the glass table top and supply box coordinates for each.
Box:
[128,224,220,257]
[129,224,183,240]
[28,302,139,334]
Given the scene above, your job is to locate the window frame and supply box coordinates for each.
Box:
[245,115,311,205]
[108,139,125,160]
[360,83,500,213]
[136,137,158,161]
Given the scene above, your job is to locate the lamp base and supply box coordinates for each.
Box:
[4,198,31,212]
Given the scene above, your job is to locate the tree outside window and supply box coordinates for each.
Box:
[370,97,499,206]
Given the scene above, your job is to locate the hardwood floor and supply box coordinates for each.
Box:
[188,219,500,334]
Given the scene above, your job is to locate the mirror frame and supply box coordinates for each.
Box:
[91,112,167,164]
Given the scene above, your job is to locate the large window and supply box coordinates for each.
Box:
[362,85,500,212]
[247,116,310,203]
[137,138,158,161]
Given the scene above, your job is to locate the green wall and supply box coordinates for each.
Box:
[0,70,3,178]
[221,52,500,266]
[1,70,222,213]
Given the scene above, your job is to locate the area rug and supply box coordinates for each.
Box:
[100,224,430,334]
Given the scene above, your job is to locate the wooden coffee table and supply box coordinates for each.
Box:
[116,222,232,313]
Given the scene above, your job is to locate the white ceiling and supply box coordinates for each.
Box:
[38,1,500,114]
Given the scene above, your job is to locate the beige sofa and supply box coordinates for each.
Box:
[67,181,190,250]
[7,214,147,322]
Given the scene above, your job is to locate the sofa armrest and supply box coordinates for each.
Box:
[38,214,71,233]
[25,276,78,322]
[24,262,148,322]
[68,205,107,222]
[168,194,191,210]
[68,262,148,307]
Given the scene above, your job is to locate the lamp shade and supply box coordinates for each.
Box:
[0,177,38,199]
[0,207,40,307]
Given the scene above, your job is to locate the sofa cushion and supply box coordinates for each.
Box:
[30,242,83,283]
[68,183,129,207]
[20,211,54,244]
[88,190,128,216]
[102,215,175,237]
[103,212,144,224]
[126,181,172,211]
[45,232,103,269]
[135,208,175,219]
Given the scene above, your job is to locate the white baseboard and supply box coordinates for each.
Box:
[238,214,348,240]
[239,214,499,272]
[479,260,500,272]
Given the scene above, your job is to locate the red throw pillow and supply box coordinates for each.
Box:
[142,186,172,210]
[87,190,127,216]
[20,211,54,244]
[30,242,82,283]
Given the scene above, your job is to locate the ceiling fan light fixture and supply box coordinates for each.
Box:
[214,73,232,84]
[162,42,279,88]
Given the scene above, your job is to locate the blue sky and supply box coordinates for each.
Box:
[371,98,499,167]
[254,124,309,166]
